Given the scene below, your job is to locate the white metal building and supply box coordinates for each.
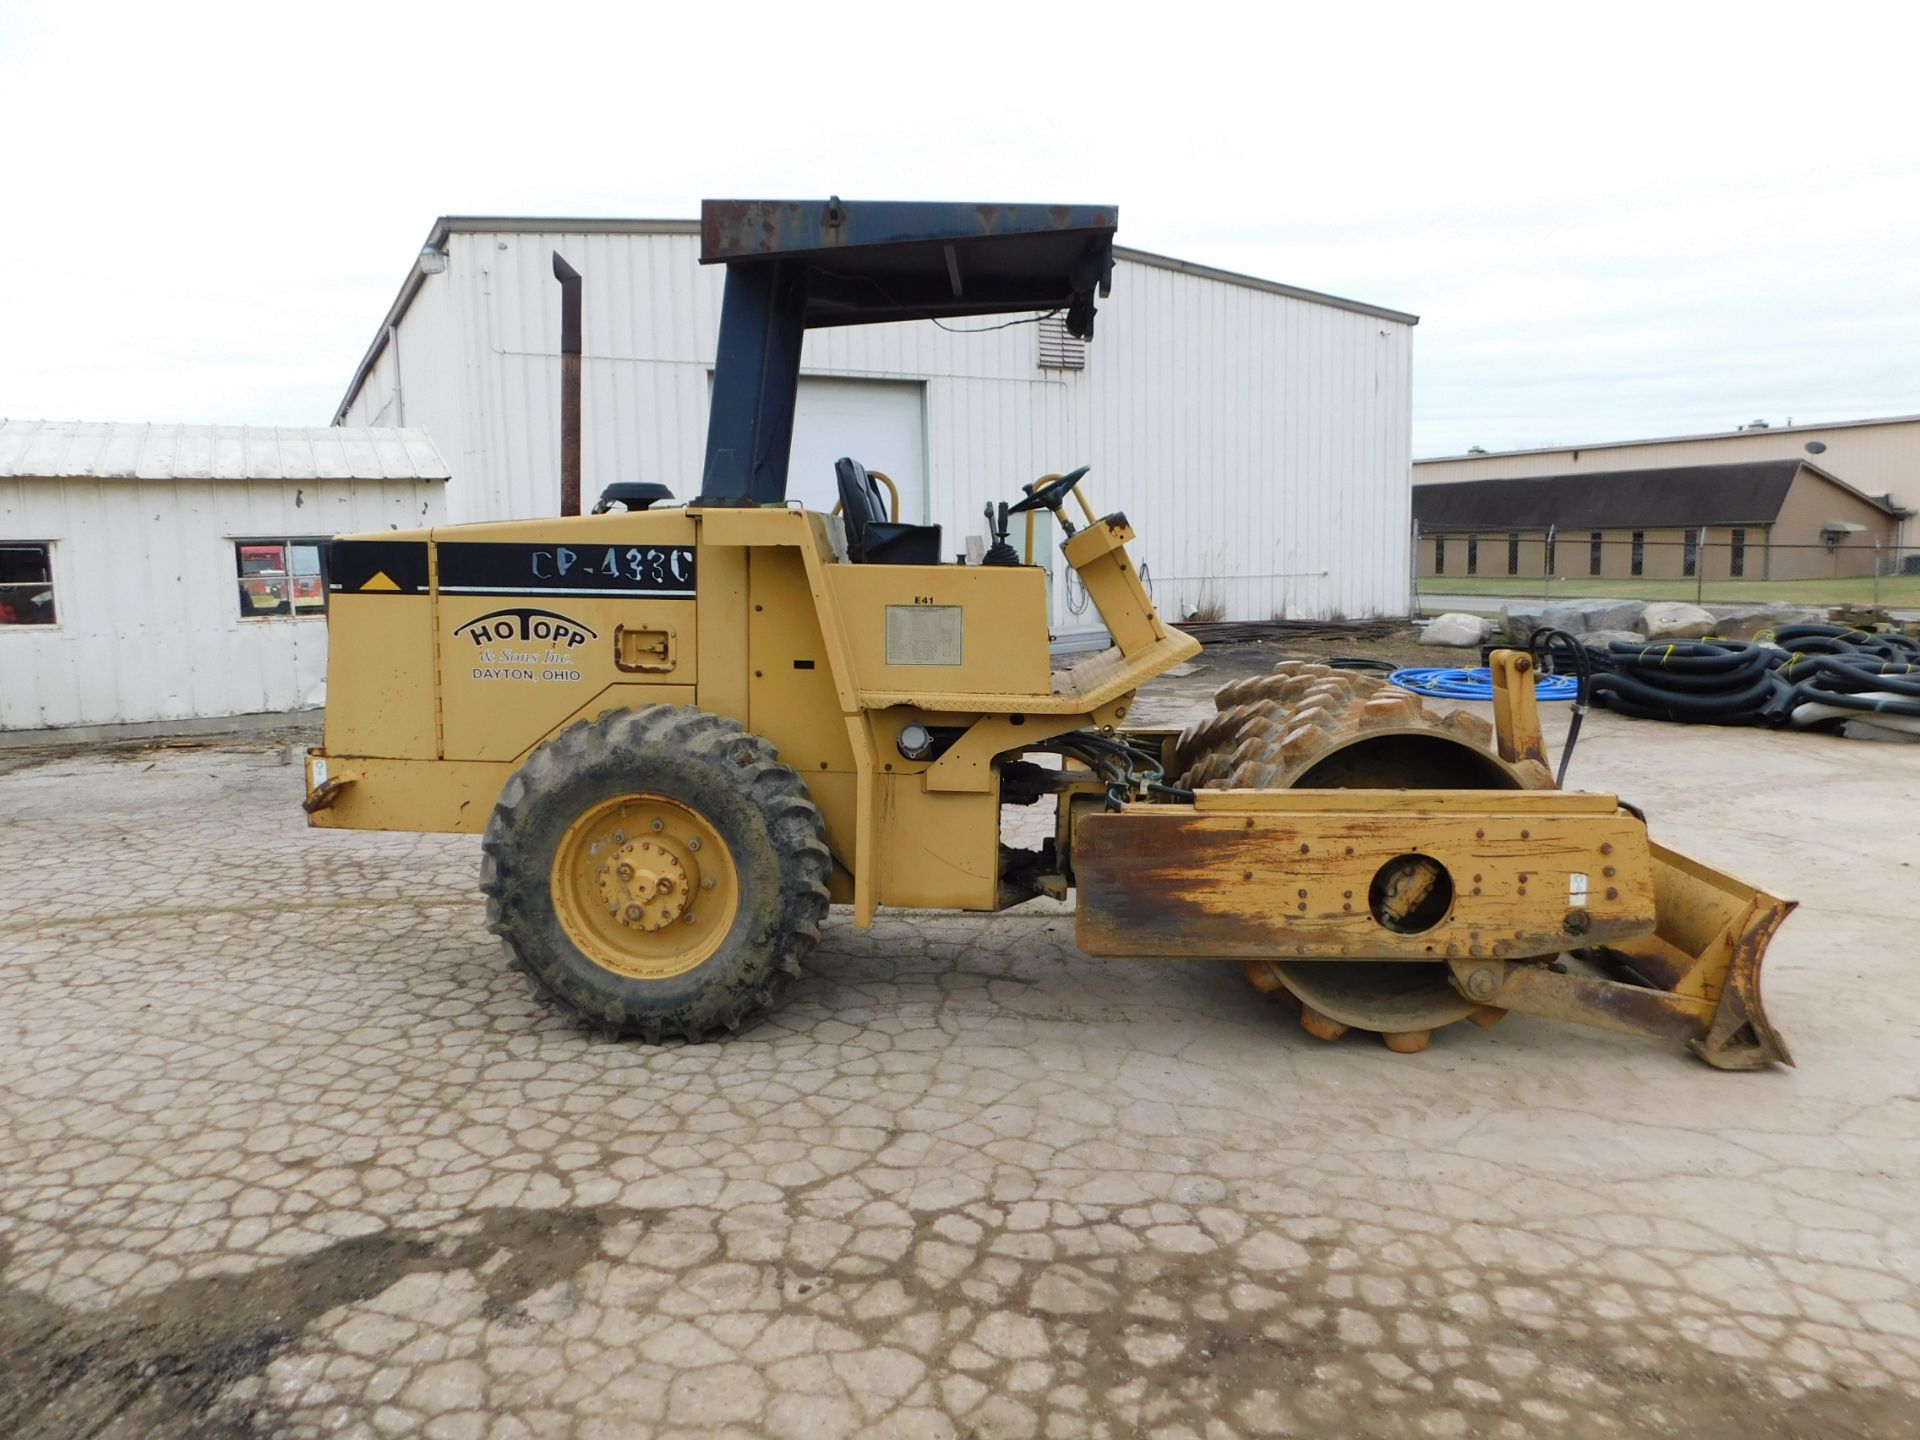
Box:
[0,422,447,733]
[336,217,1418,631]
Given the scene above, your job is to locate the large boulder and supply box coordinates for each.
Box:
[1501,602,1545,641]
[1500,600,1619,640]
[1538,601,1593,635]
[1421,612,1494,647]
[1578,629,1643,650]
[1705,604,1822,641]
[1584,600,1645,633]
[1637,601,1717,641]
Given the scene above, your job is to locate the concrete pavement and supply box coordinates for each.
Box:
[2,690,1917,1438]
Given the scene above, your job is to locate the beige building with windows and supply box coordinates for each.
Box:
[1410,459,1907,583]
[1415,414,1919,550]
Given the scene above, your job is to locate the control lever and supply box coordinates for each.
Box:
[981,501,1020,567]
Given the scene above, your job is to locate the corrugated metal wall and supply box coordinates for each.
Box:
[0,477,440,729]
[1079,261,1413,622]
[342,230,1414,626]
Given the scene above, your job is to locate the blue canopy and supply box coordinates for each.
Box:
[697,197,1117,505]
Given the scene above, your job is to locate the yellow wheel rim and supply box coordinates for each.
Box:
[551,793,740,981]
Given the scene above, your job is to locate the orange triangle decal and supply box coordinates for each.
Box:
[360,570,401,592]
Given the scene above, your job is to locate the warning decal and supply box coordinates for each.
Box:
[329,539,428,595]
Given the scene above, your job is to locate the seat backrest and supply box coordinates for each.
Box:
[591,481,674,514]
[834,457,885,558]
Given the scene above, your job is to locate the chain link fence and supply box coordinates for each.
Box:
[1413,525,1920,611]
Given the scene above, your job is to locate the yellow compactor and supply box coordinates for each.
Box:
[305,198,1791,1068]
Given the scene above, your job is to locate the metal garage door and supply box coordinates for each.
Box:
[787,379,928,525]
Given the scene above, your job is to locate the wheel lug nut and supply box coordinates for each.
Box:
[625,904,644,922]
[700,876,715,891]
[651,818,665,832]
[617,864,634,881]
[687,836,702,851]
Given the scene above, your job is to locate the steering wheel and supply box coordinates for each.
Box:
[1008,465,1091,516]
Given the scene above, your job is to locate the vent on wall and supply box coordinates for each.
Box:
[1037,316,1087,371]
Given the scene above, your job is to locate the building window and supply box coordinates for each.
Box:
[1434,535,1445,576]
[0,542,57,625]
[1507,532,1520,575]
[1683,530,1698,578]
[1590,532,1603,576]
[1631,531,1645,577]
[1730,528,1746,578]
[237,539,329,619]
[1466,534,1478,576]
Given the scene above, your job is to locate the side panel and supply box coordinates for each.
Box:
[323,594,438,758]
[747,546,856,775]
[694,536,751,723]
[1074,799,1656,959]
[876,776,1000,910]
[323,536,438,759]
[438,591,697,759]
[825,564,1049,697]
[434,517,700,761]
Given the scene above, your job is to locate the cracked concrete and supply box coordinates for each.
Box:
[2,661,1918,1438]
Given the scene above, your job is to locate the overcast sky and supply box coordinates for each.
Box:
[1,1,1915,457]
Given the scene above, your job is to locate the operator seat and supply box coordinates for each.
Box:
[834,457,943,565]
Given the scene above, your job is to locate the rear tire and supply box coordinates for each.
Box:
[481,705,831,1041]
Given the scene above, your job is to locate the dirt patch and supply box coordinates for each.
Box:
[841,1220,1916,1440]
[3,1197,1909,1439]
[0,1205,640,1440]
[0,727,319,780]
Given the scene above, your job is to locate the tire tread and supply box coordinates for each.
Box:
[480,704,830,1042]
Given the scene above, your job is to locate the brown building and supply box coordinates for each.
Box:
[1410,460,1909,583]
[1415,413,1918,551]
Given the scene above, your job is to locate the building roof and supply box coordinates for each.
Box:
[1410,460,1906,532]
[333,214,1420,423]
[0,421,450,482]
[1416,413,1920,466]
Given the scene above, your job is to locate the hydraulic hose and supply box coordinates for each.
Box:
[1528,628,1592,786]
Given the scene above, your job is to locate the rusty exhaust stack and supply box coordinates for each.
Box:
[552,251,582,516]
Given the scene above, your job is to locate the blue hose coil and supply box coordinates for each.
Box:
[1388,666,1580,702]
